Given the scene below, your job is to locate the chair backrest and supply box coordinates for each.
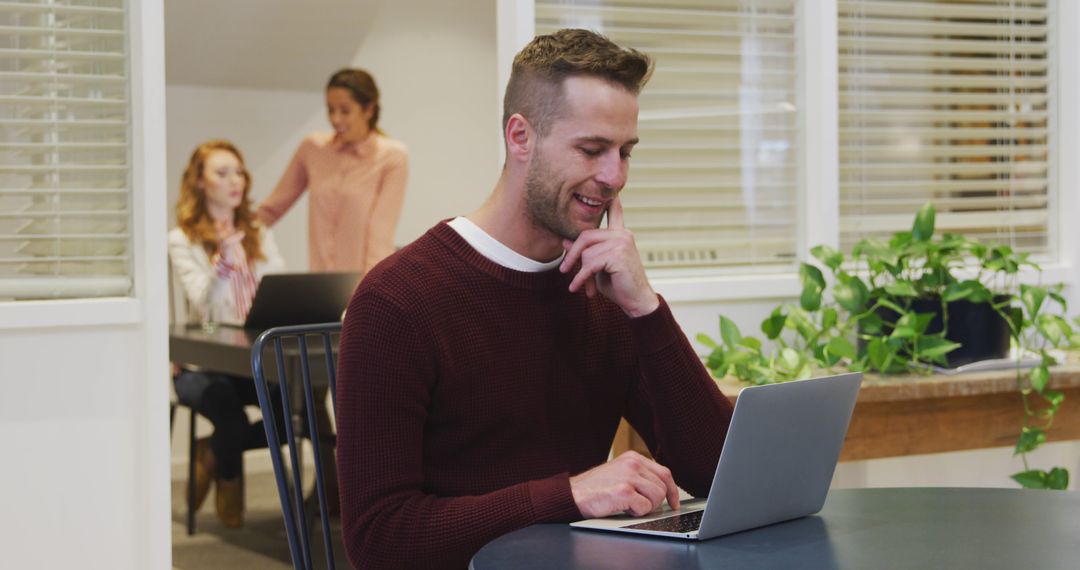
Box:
[251,322,342,570]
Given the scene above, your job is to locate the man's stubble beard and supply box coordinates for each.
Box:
[523,151,583,242]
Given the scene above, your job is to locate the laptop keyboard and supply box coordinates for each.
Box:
[625,509,704,534]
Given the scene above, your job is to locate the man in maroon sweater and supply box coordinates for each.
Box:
[336,29,735,569]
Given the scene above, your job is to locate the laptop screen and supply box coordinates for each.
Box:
[243,272,360,330]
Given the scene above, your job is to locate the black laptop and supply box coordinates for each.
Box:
[243,272,360,330]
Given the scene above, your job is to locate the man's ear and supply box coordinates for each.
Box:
[504,113,533,162]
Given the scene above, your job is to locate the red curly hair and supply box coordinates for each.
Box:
[176,140,265,263]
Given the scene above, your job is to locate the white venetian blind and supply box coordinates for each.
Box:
[535,0,799,271]
[0,0,131,300]
[839,0,1053,256]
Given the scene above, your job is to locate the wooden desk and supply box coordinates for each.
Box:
[613,364,1080,461]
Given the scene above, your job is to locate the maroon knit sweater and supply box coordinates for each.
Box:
[335,222,733,569]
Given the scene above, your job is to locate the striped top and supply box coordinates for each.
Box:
[213,239,258,321]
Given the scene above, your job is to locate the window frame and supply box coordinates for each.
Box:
[0,0,166,329]
[497,0,1080,305]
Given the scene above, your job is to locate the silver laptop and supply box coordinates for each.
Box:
[571,372,862,540]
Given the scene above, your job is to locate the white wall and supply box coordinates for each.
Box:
[1,326,156,566]
[834,442,1080,490]
[0,1,171,567]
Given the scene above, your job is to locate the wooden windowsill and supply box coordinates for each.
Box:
[614,361,1080,462]
[714,361,1080,403]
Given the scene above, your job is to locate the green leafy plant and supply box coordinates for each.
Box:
[698,203,1079,490]
[1008,285,1080,489]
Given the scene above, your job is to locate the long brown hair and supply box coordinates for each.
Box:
[176,140,265,263]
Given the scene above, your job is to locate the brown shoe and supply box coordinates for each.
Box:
[215,475,244,528]
[188,438,216,511]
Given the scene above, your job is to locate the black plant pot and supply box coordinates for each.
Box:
[871,296,1012,368]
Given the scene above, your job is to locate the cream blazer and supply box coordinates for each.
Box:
[168,226,285,326]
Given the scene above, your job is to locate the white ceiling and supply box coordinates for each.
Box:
[165,0,380,90]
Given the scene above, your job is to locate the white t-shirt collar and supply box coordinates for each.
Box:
[447,217,564,272]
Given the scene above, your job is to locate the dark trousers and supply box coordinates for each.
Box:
[175,370,288,480]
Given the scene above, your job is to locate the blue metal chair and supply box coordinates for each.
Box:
[251,322,342,570]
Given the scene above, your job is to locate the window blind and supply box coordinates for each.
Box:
[535,0,800,271]
[839,0,1053,256]
[0,0,131,300]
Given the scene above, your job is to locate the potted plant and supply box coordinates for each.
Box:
[698,203,1079,490]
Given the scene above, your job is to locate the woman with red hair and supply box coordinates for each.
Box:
[169,140,285,528]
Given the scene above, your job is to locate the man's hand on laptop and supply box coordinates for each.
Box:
[570,451,681,518]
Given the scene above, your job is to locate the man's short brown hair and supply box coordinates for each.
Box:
[503,28,653,139]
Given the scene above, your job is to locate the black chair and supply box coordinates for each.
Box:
[251,322,342,570]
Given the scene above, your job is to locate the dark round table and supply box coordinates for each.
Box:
[470,487,1080,569]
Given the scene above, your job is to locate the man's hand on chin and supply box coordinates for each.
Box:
[560,197,660,318]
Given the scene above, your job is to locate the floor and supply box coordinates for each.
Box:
[171,469,350,570]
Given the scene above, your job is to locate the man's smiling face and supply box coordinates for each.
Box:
[524,75,640,241]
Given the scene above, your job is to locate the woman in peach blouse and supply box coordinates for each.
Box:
[258,68,409,273]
